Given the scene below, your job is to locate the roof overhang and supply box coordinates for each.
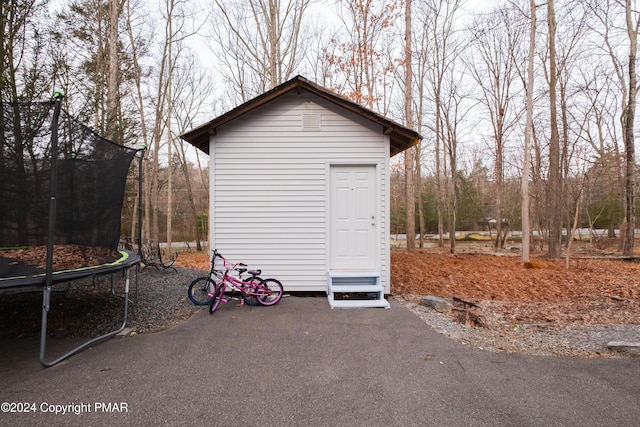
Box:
[180,75,422,157]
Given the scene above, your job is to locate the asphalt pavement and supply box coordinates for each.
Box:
[1,296,639,426]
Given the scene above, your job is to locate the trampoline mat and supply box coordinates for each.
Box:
[0,249,140,290]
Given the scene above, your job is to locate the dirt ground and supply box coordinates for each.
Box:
[177,248,640,327]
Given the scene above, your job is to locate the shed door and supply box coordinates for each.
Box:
[330,165,377,270]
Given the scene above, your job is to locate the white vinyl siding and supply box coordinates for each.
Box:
[209,91,389,292]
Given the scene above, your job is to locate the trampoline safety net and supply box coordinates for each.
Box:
[0,100,138,251]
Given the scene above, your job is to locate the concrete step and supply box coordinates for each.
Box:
[328,284,384,293]
[328,271,381,278]
[327,296,390,309]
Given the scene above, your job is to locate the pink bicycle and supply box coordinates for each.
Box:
[208,250,283,314]
[188,250,262,306]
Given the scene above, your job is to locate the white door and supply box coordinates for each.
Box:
[329,165,377,270]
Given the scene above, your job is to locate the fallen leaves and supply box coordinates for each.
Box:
[391,250,640,326]
[3,245,120,271]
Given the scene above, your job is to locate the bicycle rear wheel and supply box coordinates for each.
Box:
[208,283,225,314]
[242,276,262,306]
[188,277,215,305]
[255,278,283,306]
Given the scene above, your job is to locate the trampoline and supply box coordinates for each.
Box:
[0,94,144,367]
[0,248,139,289]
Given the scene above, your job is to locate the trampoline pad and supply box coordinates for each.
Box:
[0,249,140,290]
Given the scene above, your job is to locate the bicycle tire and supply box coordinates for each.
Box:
[242,276,263,306]
[188,277,215,305]
[208,283,225,314]
[255,278,283,306]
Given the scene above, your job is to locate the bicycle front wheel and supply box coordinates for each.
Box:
[209,283,225,314]
[255,278,283,306]
[188,277,215,305]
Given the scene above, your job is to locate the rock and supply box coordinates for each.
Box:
[607,341,640,350]
[117,327,135,337]
[420,295,452,313]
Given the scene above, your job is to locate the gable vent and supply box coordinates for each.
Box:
[302,111,321,131]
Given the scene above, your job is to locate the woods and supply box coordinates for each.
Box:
[2,0,639,257]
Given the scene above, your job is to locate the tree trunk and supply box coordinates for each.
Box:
[494,137,503,249]
[165,0,174,253]
[623,0,637,256]
[404,0,415,252]
[124,0,151,241]
[268,0,279,86]
[547,0,561,258]
[566,183,583,269]
[448,143,457,254]
[522,0,536,264]
[178,145,203,251]
[435,103,444,248]
[416,145,424,248]
[107,0,121,143]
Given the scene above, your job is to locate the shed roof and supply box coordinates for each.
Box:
[179,75,421,157]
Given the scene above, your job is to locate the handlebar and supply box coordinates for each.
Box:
[210,249,262,278]
[211,249,242,272]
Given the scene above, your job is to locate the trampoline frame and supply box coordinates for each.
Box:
[38,250,139,367]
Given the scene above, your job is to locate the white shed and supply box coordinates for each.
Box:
[180,76,420,308]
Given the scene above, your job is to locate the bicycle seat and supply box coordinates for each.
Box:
[248,269,261,276]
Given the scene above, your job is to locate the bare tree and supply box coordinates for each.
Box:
[441,68,475,254]
[416,0,465,251]
[172,54,216,251]
[140,0,203,247]
[469,4,526,249]
[165,0,175,253]
[123,0,153,240]
[569,63,624,242]
[208,0,312,99]
[411,1,434,249]
[584,0,638,254]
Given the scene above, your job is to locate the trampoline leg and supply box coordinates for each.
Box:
[39,269,131,368]
[39,285,52,364]
[135,263,140,304]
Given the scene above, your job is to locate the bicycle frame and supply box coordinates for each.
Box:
[206,250,283,313]
[211,252,266,304]
[189,250,261,306]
